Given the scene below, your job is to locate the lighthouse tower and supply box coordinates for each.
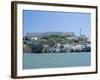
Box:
[80,27,82,36]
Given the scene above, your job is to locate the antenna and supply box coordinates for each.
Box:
[80,27,82,36]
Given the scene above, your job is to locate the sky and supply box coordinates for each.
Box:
[23,10,91,38]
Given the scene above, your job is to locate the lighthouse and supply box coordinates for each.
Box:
[80,27,82,36]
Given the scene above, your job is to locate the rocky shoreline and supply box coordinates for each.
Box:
[23,42,91,53]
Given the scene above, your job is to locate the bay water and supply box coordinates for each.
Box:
[23,52,90,69]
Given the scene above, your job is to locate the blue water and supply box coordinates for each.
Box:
[23,52,90,69]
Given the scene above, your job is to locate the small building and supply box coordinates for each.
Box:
[31,37,38,40]
[67,36,78,40]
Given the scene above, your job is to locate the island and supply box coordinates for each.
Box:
[23,32,91,53]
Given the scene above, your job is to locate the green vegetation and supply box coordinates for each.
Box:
[41,35,68,44]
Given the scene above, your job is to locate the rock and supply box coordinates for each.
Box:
[23,44,32,53]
